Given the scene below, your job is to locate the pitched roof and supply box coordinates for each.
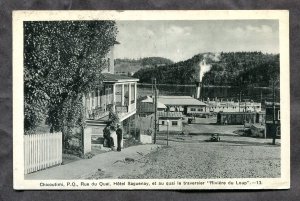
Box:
[102,73,139,83]
[158,111,183,118]
[141,96,167,109]
[158,96,207,106]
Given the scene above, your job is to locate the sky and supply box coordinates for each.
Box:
[114,20,279,62]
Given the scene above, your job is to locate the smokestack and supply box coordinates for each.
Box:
[196,82,202,99]
[195,56,214,100]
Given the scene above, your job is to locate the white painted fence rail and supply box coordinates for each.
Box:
[24,132,62,174]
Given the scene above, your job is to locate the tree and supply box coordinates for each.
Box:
[24,21,118,149]
[133,52,279,87]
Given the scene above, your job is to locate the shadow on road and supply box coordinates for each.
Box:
[156,136,281,147]
[188,132,237,136]
[217,140,281,147]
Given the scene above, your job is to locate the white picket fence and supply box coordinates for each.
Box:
[24,132,62,174]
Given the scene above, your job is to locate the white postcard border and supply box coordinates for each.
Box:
[13,10,290,190]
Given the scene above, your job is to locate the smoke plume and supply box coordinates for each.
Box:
[199,60,211,82]
[198,53,220,82]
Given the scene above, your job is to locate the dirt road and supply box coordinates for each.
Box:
[119,136,280,179]
[85,134,280,179]
[86,119,280,179]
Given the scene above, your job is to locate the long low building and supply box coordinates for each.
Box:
[206,100,262,113]
[157,96,207,115]
[217,112,265,125]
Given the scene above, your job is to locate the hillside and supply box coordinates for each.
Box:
[114,57,173,75]
[133,52,279,87]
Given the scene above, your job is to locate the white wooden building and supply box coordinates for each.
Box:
[82,42,139,154]
[158,111,183,132]
[206,100,261,113]
[157,96,207,115]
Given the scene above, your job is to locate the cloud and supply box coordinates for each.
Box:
[115,21,279,62]
[165,25,192,36]
[229,25,273,37]
[246,25,273,33]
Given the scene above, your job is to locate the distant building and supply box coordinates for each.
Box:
[115,71,135,77]
[265,102,280,138]
[158,111,183,132]
[206,100,261,113]
[137,96,167,117]
[157,96,207,116]
[217,112,265,125]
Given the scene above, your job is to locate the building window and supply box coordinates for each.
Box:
[198,108,203,112]
[278,110,280,120]
[191,108,196,111]
[161,121,165,125]
[172,121,178,126]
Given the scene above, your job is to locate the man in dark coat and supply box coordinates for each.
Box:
[103,123,113,148]
[116,124,123,151]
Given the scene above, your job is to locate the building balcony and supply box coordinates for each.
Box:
[116,105,128,113]
[116,103,136,121]
[84,73,139,122]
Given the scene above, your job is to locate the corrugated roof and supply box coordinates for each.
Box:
[157,111,183,118]
[102,73,139,82]
[158,96,207,106]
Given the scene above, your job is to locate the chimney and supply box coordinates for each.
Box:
[108,41,120,74]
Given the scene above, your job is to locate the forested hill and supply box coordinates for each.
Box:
[133,52,279,87]
[114,57,173,74]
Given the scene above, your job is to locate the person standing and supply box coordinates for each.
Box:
[110,125,116,150]
[116,124,123,151]
[103,123,113,148]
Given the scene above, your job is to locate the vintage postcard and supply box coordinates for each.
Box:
[13,10,290,190]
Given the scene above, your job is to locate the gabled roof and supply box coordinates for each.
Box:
[158,111,183,118]
[102,73,139,83]
[158,96,207,106]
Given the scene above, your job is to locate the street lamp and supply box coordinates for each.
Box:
[166,120,169,146]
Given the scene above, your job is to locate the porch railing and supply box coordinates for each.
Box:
[116,105,128,113]
[87,106,109,120]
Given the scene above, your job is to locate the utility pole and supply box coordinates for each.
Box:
[167,120,169,146]
[134,114,136,139]
[154,78,157,144]
[272,78,276,145]
[239,91,241,112]
[152,78,154,96]
[244,98,247,113]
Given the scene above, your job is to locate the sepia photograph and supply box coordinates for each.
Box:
[13,10,290,190]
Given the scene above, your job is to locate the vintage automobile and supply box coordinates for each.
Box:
[210,134,220,142]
